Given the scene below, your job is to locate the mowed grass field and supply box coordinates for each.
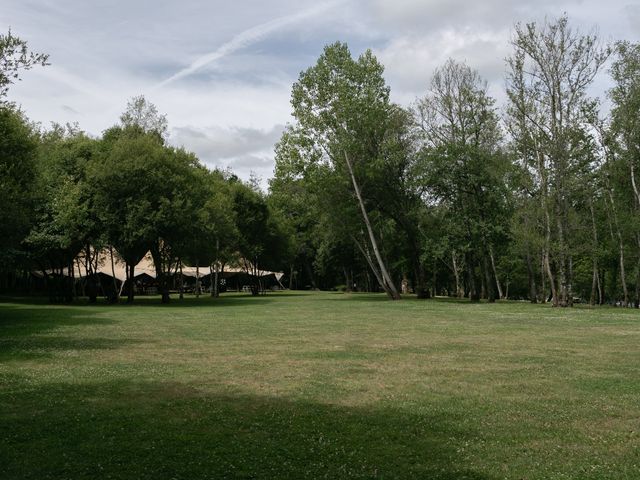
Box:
[0,292,639,480]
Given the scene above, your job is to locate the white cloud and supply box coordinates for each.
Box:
[156,0,344,88]
[375,28,509,104]
[171,124,285,161]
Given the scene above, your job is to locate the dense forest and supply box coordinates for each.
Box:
[2,15,640,306]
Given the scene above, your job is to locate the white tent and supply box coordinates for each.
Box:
[65,249,284,283]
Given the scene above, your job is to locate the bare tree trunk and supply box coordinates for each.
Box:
[150,243,171,304]
[344,151,400,300]
[195,263,200,298]
[466,252,480,302]
[526,251,537,303]
[589,200,600,306]
[543,246,556,306]
[178,260,184,300]
[344,268,353,293]
[214,262,219,298]
[630,162,640,206]
[452,251,464,298]
[567,254,574,307]
[109,246,119,304]
[635,234,640,308]
[352,236,386,294]
[288,264,294,290]
[128,263,135,303]
[431,262,437,298]
[539,250,545,303]
[607,189,629,306]
[482,254,495,303]
[214,238,220,298]
[488,245,503,299]
[556,214,568,307]
[538,147,557,306]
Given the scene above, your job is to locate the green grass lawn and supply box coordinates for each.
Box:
[1,292,639,479]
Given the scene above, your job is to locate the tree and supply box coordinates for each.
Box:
[26,125,100,302]
[233,182,289,295]
[0,29,48,100]
[119,95,168,139]
[0,106,38,270]
[289,42,401,299]
[609,42,640,306]
[269,127,326,290]
[92,97,201,304]
[92,131,203,303]
[413,59,510,302]
[182,169,238,298]
[506,15,609,306]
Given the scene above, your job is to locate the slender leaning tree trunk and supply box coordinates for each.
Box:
[344,151,400,300]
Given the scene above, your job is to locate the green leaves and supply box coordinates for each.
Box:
[0,29,49,100]
[0,106,38,262]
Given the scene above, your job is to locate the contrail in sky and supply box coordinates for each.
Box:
[156,1,341,88]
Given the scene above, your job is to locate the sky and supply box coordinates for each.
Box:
[3,0,639,186]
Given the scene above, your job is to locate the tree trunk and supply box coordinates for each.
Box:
[543,246,557,306]
[588,200,599,306]
[305,260,317,290]
[482,254,496,303]
[488,245,503,299]
[607,189,629,306]
[214,261,220,298]
[452,252,463,298]
[195,263,200,298]
[353,236,386,294]
[635,234,640,308]
[526,251,537,303]
[86,245,98,304]
[344,268,353,293]
[150,243,170,304]
[555,213,569,307]
[567,254,574,307]
[344,151,400,300]
[466,252,480,302]
[630,162,640,206]
[214,238,220,298]
[109,246,119,304]
[127,262,135,303]
[289,264,294,290]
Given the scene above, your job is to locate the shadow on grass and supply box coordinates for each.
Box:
[0,305,142,361]
[0,305,117,335]
[0,379,494,480]
[1,291,317,309]
[0,336,145,361]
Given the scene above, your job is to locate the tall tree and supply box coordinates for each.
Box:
[0,106,38,271]
[414,59,509,302]
[26,126,100,302]
[506,15,609,306]
[119,95,168,139]
[610,42,640,306]
[289,42,401,299]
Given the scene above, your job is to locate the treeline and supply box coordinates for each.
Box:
[1,32,290,303]
[3,16,640,307]
[1,98,291,303]
[269,16,640,306]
